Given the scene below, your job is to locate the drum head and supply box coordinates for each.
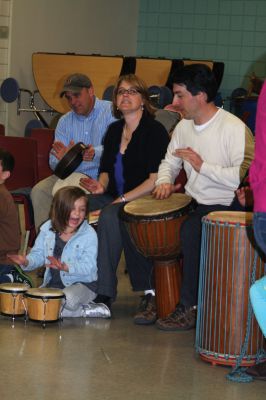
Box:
[123,193,192,217]
[0,282,28,292]
[0,78,20,103]
[52,172,91,196]
[205,211,253,226]
[25,288,65,299]
[54,142,86,179]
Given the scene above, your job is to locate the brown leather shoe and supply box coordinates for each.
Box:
[156,303,197,331]
[134,294,157,325]
[246,361,266,381]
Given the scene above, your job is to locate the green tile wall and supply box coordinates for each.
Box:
[137,0,266,103]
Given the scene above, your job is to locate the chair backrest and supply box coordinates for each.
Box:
[30,128,55,181]
[0,136,39,190]
[0,124,5,135]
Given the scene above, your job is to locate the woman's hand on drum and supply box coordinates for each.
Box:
[46,256,69,272]
[173,147,203,172]
[51,140,75,160]
[153,183,181,199]
[80,177,105,194]
[83,145,95,161]
[7,254,28,267]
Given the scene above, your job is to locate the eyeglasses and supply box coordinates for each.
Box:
[117,88,140,96]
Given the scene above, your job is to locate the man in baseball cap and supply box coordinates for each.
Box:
[60,73,92,97]
[31,72,116,231]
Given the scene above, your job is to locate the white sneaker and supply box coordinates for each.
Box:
[82,302,111,319]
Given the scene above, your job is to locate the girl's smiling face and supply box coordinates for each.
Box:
[67,196,87,230]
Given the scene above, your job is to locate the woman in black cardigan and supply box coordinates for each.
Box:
[80,74,169,324]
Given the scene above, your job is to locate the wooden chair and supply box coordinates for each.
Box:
[30,128,55,181]
[0,136,39,190]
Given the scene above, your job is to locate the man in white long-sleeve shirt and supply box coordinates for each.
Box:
[153,64,254,331]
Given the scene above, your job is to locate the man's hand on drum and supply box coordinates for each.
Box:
[79,176,105,194]
[51,140,75,160]
[153,182,181,200]
[7,254,28,267]
[83,144,95,161]
[174,147,203,172]
[46,256,68,272]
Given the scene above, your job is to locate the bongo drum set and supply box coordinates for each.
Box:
[120,193,194,318]
[0,283,65,328]
[196,211,266,367]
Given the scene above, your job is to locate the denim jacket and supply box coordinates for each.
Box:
[24,220,98,287]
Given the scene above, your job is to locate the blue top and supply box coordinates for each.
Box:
[114,152,124,195]
[49,97,116,179]
[23,220,98,287]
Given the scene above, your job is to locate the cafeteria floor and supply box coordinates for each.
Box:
[0,259,265,400]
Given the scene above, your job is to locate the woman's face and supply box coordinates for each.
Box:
[67,196,87,230]
[116,80,144,115]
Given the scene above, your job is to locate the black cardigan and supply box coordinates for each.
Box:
[99,114,169,197]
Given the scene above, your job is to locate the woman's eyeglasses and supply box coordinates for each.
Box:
[117,88,140,96]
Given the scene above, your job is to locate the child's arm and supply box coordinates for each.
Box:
[46,256,68,272]
[7,254,29,267]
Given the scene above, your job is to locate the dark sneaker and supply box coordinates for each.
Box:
[246,361,266,381]
[134,294,157,325]
[156,303,197,331]
[94,294,112,309]
[11,265,33,288]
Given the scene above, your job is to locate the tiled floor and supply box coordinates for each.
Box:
[0,261,265,400]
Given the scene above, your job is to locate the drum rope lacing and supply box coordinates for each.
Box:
[226,249,266,383]
[195,219,266,383]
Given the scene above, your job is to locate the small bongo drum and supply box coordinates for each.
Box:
[120,193,194,318]
[0,283,28,319]
[196,211,266,366]
[25,288,65,328]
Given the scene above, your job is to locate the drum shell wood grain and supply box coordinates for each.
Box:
[121,194,193,260]
[25,289,65,322]
[155,258,182,318]
[196,211,266,366]
[0,284,27,316]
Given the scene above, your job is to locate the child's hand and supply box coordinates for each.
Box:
[7,254,28,267]
[46,256,69,272]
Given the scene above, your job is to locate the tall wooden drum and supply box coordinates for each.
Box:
[120,193,194,318]
[196,211,266,366]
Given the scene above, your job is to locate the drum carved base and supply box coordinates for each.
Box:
[155,258,182,319]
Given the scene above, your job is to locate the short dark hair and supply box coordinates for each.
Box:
[0,148,15,172]
[171,64,218,103]
[50,186,89,233]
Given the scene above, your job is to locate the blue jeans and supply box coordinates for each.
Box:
[0,264,14,283]
[249,212,266,338]
[253,212,266,255]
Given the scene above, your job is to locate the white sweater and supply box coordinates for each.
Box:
[156,108,254,206]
